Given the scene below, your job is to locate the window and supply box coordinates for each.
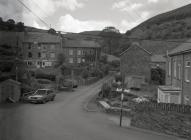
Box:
[42,53,46,58]
[45,61,52,66]
[28,52,32,58]
[168,60,171,76]
[38,52,41,58]
[178,64,181,80]
[38,44,41,49]
[185,61,190,82]
[173,60,177,78]
[50,53,55,58]
[77,50,81,55]
[27,61,32,65]
[77,58,81,63]
[69,58,73,63]
[69,49,73,55]
[28,44,32,50]
[50,45,55,50]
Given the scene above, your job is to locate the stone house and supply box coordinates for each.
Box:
[120,42,166,89]
[62,39,101,64]
[21,32,62,69]
[158,39,191,105]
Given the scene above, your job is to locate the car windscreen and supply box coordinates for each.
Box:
[35,90,47,95]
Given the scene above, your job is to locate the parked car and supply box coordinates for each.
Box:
[25,89,56,104]
[64,79,78,88]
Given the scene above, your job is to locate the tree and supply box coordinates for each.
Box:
[55,53,65,67]
[48,28,56,34]
[16,22,25,32]
[6,19,15,30]
[99,26,122,55]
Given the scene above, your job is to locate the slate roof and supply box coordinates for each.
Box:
[23,32,61,43]
[120,42,152,56]
[101,53,120,62]
[151,55,166,63]
[168,39,191,56]
[63,39,100,48]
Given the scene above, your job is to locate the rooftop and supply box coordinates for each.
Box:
[63,39,100,48]
[168,38,191,56]
[151,55,166,63]
[23,32,61,43]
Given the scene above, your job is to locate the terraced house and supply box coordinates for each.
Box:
[158,39,191,105]
[62,39,101,64]
[21,32,62,69]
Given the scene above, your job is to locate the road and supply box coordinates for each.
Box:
[0,76,181,140]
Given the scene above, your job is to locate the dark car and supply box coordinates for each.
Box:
[63,79,78,88]
[25,89,56,104]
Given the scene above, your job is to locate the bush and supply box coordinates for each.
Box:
[100,83,111,98]
[35,73,56,81]
[81,69,89,79]
[151,67,165,85]
[115,73,122,82]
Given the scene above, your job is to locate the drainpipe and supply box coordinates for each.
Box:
[181,54,185,104]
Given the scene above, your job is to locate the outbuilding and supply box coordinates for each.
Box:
[0,79,21,103]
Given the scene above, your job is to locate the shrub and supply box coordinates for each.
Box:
[35,73,56,81]
[115,73,122,82]
[100,83,111,98]
[81,69,89,79]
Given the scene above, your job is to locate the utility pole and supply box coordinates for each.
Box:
[71,68,74,91]
[119,73,125,127]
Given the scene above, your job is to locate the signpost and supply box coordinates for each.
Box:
[119,76,125,127]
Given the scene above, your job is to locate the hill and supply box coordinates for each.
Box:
[127,4,191,40]
[120,4,191,55]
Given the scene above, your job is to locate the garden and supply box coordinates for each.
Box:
[96,73,191,139]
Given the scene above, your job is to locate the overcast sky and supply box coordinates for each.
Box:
[0,0,191,33]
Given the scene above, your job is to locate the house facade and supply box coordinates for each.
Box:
[120,42,167,89]
[21,32,62,69]
[162,41,191,105]
[62,39,101,64]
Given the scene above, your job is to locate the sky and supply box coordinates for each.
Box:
[0,0,191,33]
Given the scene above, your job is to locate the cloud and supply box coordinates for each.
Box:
[55,0,84,11]
[0,0,86,29]
[120,11,150,32]
[57,14,114,33]
[112,0,143,12]
[148,0,158,3]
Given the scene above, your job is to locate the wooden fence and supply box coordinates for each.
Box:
[136,102,191,114]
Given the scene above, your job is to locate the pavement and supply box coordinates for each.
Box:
[0,76,185,140]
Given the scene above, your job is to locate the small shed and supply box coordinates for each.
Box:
[125,75,145,89]
[158,86,181,104]
[0,79,21,103]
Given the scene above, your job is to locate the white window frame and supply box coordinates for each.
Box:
[50,53,55,58]
[185,61,190,82]
[178,64,181,80]
[50,44,55,50]
[69,58,73,63]
[69,49,73,55]
[77,50,81,55]
[168,59,171,76]
[77,58,81,63]
[173,60,177,78]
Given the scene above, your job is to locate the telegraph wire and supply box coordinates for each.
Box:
[16,0,191,44]
[16,0,50,28]
[29,0,50,18]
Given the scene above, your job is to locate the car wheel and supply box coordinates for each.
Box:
[51,97,55,101]
[42,100,46,104]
